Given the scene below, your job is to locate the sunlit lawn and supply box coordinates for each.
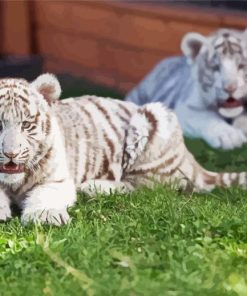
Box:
[0,80,247,296]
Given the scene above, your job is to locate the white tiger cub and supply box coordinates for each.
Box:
[126,28,247,150]
[0,74,247,226]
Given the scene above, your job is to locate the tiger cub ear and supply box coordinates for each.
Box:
[181,32,207,63]
[31,73,61,105]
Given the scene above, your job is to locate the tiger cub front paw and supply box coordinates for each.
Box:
[0,205,12,221]
[21,208,71,226]
[205,123,247,150]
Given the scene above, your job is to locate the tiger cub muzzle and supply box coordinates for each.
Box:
[218,97,244,119]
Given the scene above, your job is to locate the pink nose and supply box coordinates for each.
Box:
[224,82,237,93]
[3,151,19,159]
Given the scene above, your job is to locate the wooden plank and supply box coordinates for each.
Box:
[221,13,247,28]
[33,1,217,53]
[86,1,246,28]
[2,1,31,55]
[44,56,137,93]
[38,25,167,83]
[37,28,100,69]
[99,44,166,82]
[116,14,217,53]
[118,81,137,93]
[43,57,117,89]
[34,1,118,40]
[0,1,4,56]
[33,1,247,93]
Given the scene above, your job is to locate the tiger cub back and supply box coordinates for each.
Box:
[54,96,247,193]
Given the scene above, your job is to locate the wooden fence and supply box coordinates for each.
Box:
[2,1,247,93]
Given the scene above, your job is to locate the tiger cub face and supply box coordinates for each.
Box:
[182,28,247,119]
[0,74,61,185]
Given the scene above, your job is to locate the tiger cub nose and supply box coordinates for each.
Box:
[224,82,237,94]
[3,151,19,159]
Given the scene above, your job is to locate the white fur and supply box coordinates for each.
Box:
[218,106,244,118]
[0,173,25,186]
[233,114,247,135]
[222,174,231,187]
[124,111,150,169]
[176,98,247,149]
[21,179,76,225]
[20,115,76,225]
[238,172,246,185]
[0,190,11,221]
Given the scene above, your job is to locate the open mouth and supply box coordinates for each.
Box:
[218,97,244,118]
[0,162,25,174]
[219,97,243,109]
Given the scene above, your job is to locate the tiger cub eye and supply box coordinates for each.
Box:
[212,64,220,72]
[22,121,32,129]
[238,64,244,70]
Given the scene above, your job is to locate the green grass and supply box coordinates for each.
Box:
[1,139,247,296]
[58,74,123,100]
[1,80,247,295]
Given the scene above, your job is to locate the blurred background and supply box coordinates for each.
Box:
[1,0,247,98]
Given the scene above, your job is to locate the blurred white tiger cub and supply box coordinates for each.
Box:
[1,74,247,226]
[126,28,247,150]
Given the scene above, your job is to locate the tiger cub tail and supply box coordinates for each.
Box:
[178,150,247,192]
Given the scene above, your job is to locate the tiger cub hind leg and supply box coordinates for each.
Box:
[123,103,184,188]
[79,180,134,197]
[123,103,247,192]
